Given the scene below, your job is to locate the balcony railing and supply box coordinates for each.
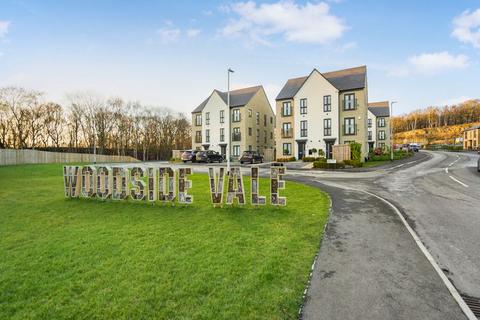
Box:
[281,129,293,138]
[232,132,241,141]
[343,99,358,110]
[342,124,357,136]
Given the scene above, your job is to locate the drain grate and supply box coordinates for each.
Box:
[461,294,480,319]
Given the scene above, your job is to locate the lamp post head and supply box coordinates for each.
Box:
[228,68,234,73]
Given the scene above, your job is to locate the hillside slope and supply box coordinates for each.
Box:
[394,122,480,145]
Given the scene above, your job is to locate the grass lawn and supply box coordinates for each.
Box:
[0,164,329,319]
[363,160,391,168]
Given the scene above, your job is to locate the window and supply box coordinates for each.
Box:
[248,145,252,151]
[282,122,292,138]
[264,114,267,126]
[283,143,292,155]
[378,130,386,140]
[195,114,202,126]
[256,112,260,125]
[264,130,267,143]
[248,109,253,117]
[256,129,260,143]
[205,112,210,125]
[343,93,356,110]
[282,101,292,116]
[368,118,372,128]
[248,127,252,136]
[300,98,307,114]
[324,119,332,136]
[270,116,273,124]
[344,117,356,135]
[368,130,372,140]
[233,127,241,141]
[378,117,386,127]
[300,120,307,137]
[195,131,202,143]
[379,142,385,149]
[270,132,273,139]
[232,109,241,122]
[205,129,210,143]
[323,95,331,112]
[220,110,224,123]
[220,128,225,142]
[233,145,240,156]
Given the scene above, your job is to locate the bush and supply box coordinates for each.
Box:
[313,161,345,169]
[350,142,362,161]
[344,159,363,167]
[373,147,383,155]
[276,156,296,162]
[302,156,326,162]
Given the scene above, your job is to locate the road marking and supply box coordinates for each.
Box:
[449,175,469,188]
[445,167,449,174]
[311,180,477,320]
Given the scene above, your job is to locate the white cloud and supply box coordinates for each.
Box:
[0,21,10,38]
[157,27,181,44]
[438,96,472,106]
[220,1,347,45]
[186,29,201,38]
[389,51,469,76]
[452,9,480,48]
[409,52,468,74]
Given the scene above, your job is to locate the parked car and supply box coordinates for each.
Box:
[181,150,198,163]
[410,143,420,152]
[195,150,224,163]
[477,151,480,172]
[240,151,263,164]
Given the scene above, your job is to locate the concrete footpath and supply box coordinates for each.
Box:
[290,178,467,320]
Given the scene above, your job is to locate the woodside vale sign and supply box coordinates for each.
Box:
[63,165,286,206]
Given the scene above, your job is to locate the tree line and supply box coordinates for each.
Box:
[392,99,480,133]
[0,87,191,160]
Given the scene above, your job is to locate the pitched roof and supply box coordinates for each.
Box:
[276,66,367,100]
[192,86,262,113]
[368,101,390,117]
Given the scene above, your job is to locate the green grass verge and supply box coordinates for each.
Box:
[363,160,391,168]
[0,164,329,319]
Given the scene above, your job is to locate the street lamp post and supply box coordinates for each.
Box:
[390,101,397,161]
[227,68,234,173]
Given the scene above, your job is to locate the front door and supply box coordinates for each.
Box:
[220,145,226,156]
[297,142,306,160]
[325,141,334,159]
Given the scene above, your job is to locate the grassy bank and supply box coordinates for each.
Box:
[0,164,329,319]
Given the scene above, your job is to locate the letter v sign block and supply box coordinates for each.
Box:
[208,167,225,207]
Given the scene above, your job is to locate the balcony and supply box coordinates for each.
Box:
[342,98,358,111]
[232,132,241,141]
[281,129,293,138]
[342,124,357,136]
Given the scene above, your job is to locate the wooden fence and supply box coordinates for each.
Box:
[0,149,139,166]
[332,144,351,162]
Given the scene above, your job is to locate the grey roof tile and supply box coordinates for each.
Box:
[368,106,390,117]
[192,86,262,113]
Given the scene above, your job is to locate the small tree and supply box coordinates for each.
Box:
[349,142,362,160]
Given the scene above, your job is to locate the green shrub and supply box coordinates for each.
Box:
[313,161,345,169]
[276,156,296,162]
[344,159,363,167]
[350,142,362,161]
[302,156,326,162]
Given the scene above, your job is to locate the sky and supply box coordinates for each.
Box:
[0,0,479,115]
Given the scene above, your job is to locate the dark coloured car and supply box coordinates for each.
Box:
[477,152,480,172]
[181,150,198,163]
[240,151,263,164]
[196,150,224,163]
